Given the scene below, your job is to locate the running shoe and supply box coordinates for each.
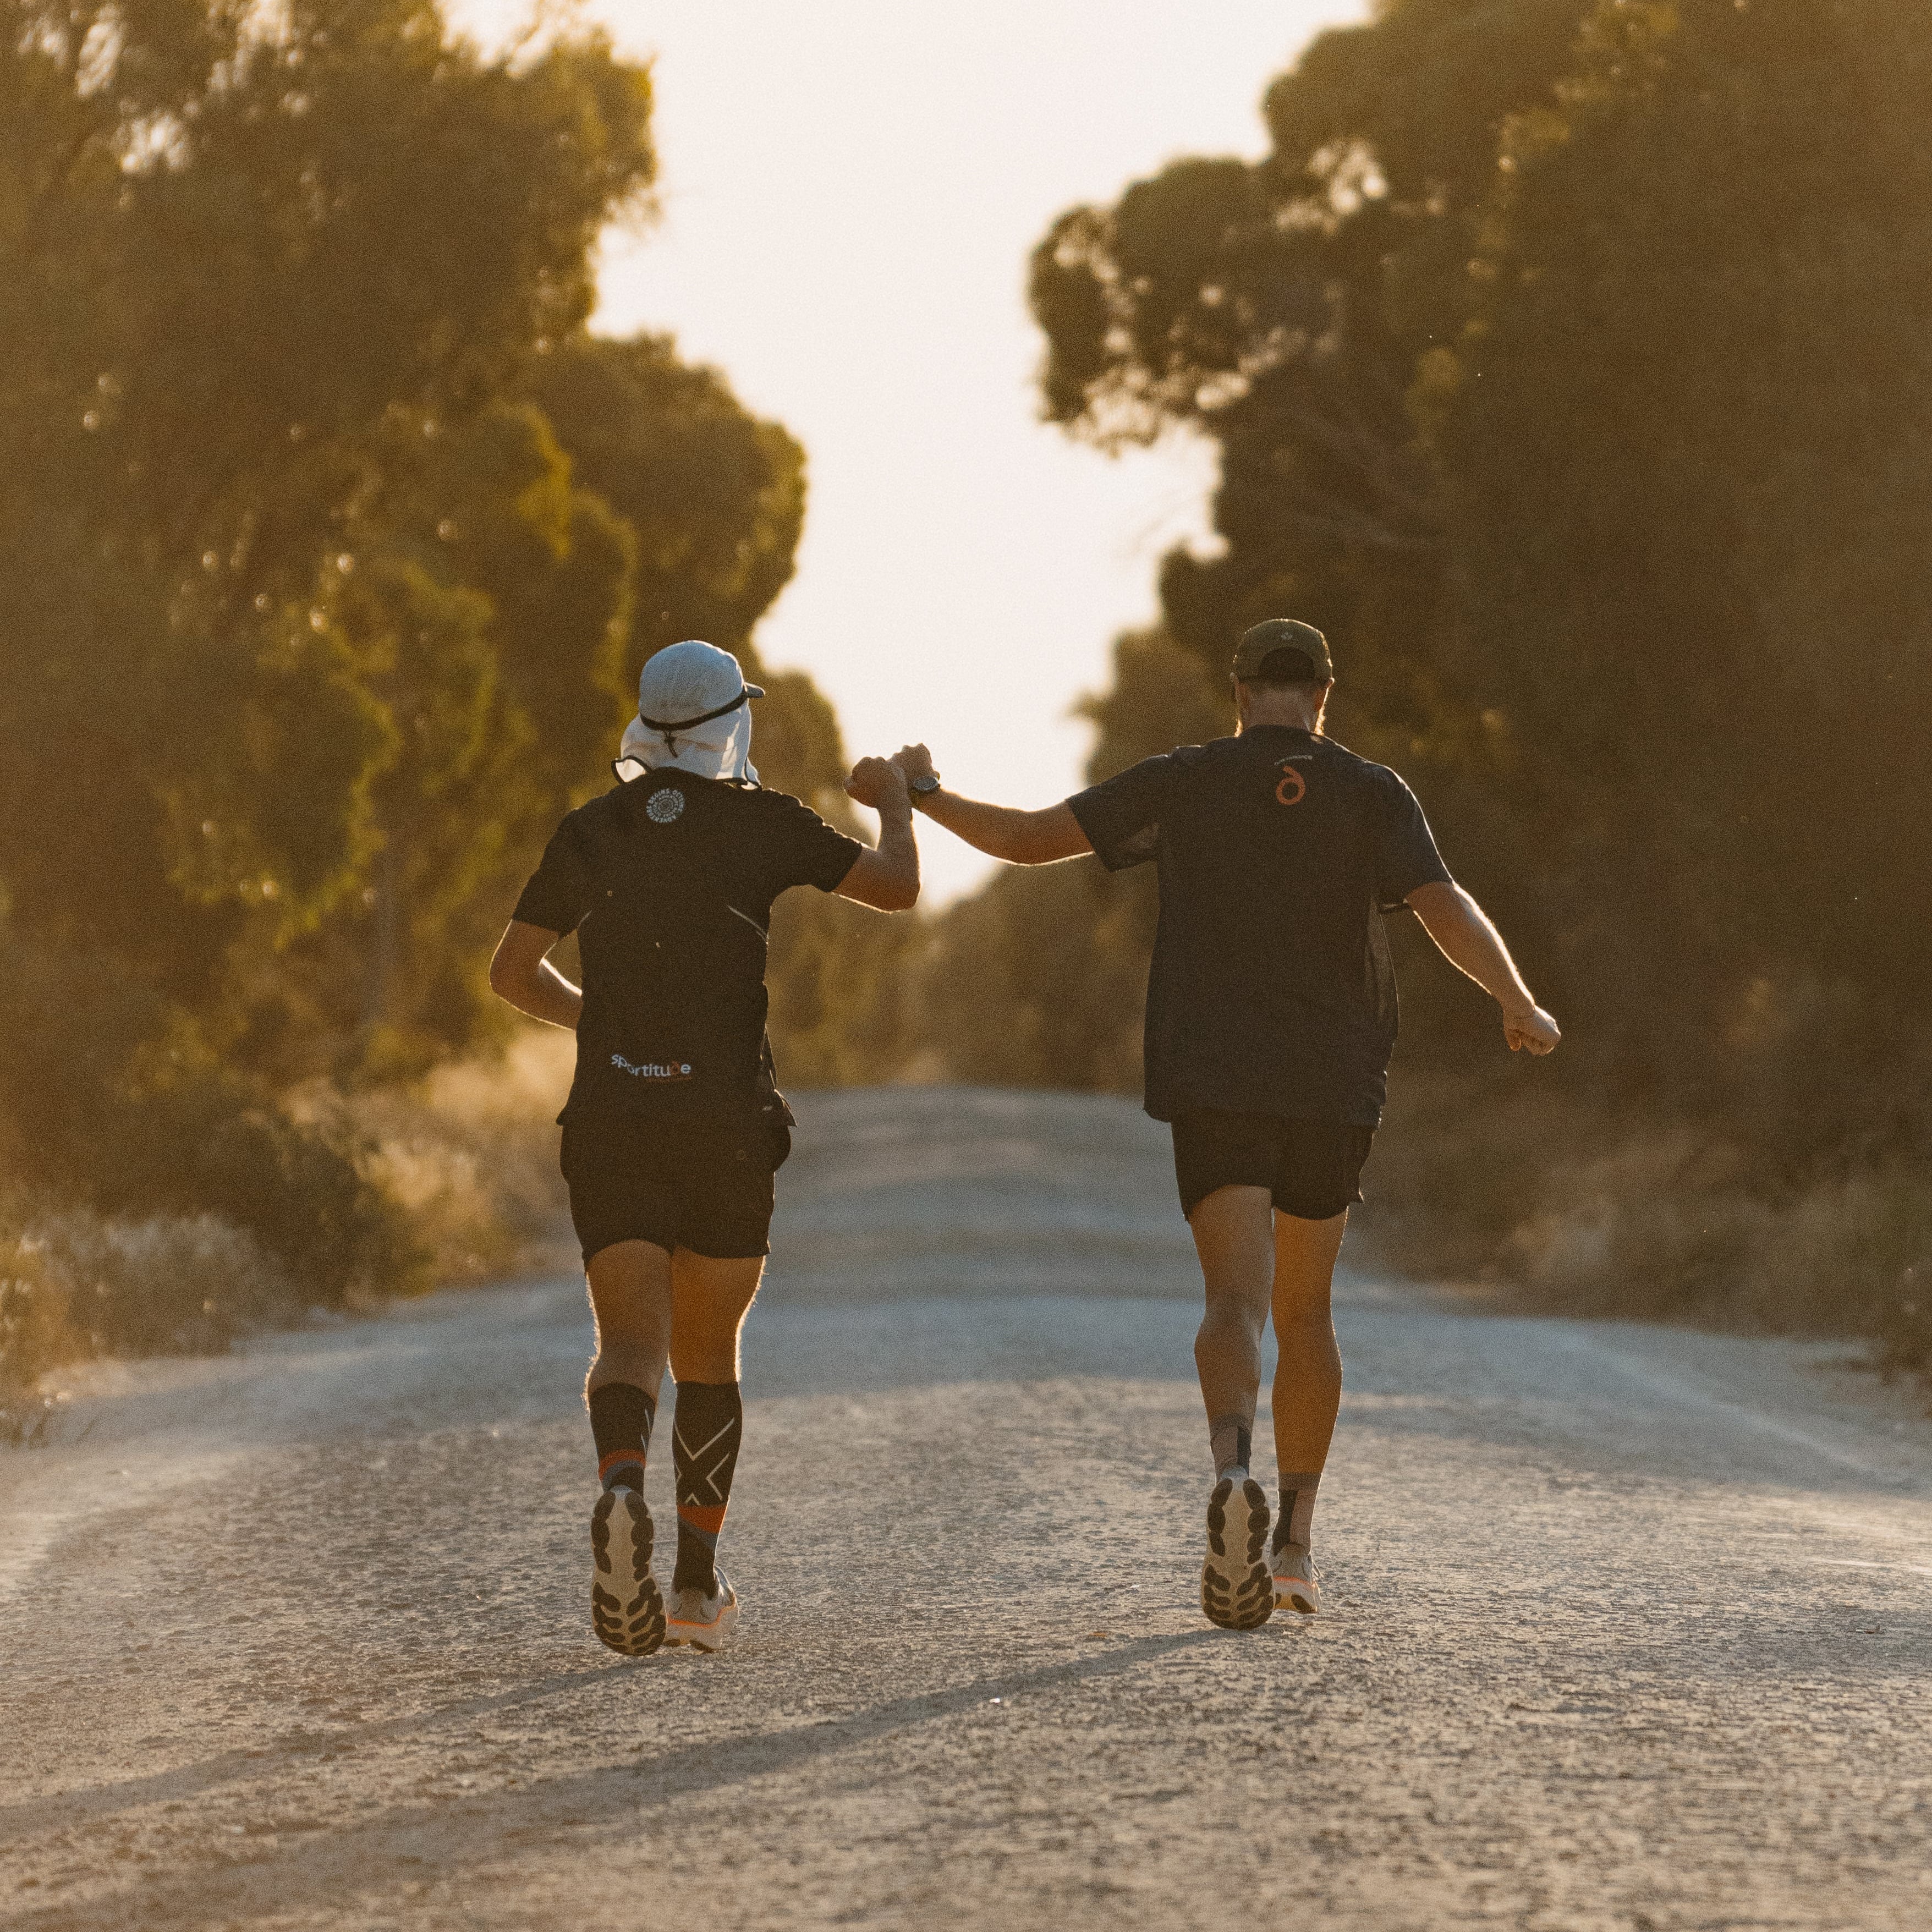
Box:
[1200,1476,1274,1630]
[590,1486,665,1656]
[1272,1541,1321,1617]
[665,1569,740,1653]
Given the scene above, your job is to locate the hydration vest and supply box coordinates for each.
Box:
[559,777,793,1140]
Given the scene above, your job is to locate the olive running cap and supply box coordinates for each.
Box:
[1232,618,1333,685]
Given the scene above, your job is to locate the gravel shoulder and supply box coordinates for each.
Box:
[3,1088,1930,1931]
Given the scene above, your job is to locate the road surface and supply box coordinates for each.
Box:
[3,1089,1931,1930]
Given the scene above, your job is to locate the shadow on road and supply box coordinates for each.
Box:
[0,1628,1239,1926]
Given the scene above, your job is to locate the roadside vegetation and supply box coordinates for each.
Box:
[6,0,1929,1408]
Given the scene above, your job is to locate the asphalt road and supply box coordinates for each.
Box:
[3,1088,1931,1930]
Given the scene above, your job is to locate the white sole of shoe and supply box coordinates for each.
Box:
[590,1488,665,1656]
[1201,1477,1274,1630]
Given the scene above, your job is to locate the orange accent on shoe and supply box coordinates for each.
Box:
[1274,1572,1320,1613]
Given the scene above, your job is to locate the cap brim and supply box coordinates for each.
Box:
[744,683,765,699]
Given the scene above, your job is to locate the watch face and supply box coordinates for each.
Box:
[910,775,941,794]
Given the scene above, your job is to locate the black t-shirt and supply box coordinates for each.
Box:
[1068,726,1452,1126]
[513,772,862,1127]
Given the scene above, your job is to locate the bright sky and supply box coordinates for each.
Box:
[448,1,1363,896]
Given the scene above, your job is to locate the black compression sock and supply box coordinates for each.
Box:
[673,1381,743,1594]
[589,1381,656,1492]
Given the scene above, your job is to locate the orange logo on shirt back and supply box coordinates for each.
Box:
[1275,763,1307,806]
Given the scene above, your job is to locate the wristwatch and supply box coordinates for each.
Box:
[908,772,942,806]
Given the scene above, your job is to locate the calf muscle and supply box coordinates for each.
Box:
[1189,1186,1275,1441]
[586,1240,672,1398]
[1271,1211,1347,1476]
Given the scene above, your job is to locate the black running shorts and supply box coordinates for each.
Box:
[1170,1111,1375,1222]
[561,1115,784,1264]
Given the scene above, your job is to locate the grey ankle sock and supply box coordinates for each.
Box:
[1275,1470,1321,1554]
[1209,1415,1252,1484]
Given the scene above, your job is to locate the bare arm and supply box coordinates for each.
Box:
[1406,880,1561,1055]
[487,920,583,1030]
[885,743,1092,865]
[836,756,921,912]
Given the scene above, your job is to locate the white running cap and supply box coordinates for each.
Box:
[617,639,765,786]
[636,639,764,733]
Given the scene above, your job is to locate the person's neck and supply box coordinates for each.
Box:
[1239,697,1322,734]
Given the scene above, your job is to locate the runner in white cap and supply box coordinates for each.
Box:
[490,641,919,1656]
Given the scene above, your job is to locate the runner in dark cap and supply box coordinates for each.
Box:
[491,641,921,1657]
[888,619,1558,1627]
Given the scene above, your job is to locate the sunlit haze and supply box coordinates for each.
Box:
[446,1,1363,896]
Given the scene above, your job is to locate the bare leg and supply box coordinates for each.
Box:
[585,1239,672,1401]
[1189,1184,1279,1628]
[1270,1206,1347,1613]
[667,1250,766,1384]
[1189,1185,1276,1468]
[1270,1208,1348,1479]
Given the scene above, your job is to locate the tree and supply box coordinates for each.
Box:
[1029,0,1590,753]
[0,0,654,1041]
[1435,0,1932,1106]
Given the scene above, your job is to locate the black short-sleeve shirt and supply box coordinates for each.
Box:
[513,772,861,1127]
[1068,726,1452,1126]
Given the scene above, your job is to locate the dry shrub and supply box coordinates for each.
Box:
[31,1211,300,1358]
[300,1028,577,1285]
[1362,1073,1932,1374]
[1356,1065,1581,1282]
[1502,1150,1932,1336]
[2,1199,304,1409]
[0,1230,87,1397]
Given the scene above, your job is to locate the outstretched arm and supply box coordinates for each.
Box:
[836,756,921,911]
[1406,881,1560,1055]
[488,920,583,1030]
[885,743,1093,866]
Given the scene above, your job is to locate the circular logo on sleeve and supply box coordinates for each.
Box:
[646,786,686,824]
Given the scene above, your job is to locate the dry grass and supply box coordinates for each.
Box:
[1,1201,305,1410]
[1361,1071,1932,1376]
[3,1030,578,1411]
[298,1028,578,1287]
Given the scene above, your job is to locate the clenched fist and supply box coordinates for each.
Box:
[1503,1005,1562,1055]
[845,755,910,811]
[891,743,938,788]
